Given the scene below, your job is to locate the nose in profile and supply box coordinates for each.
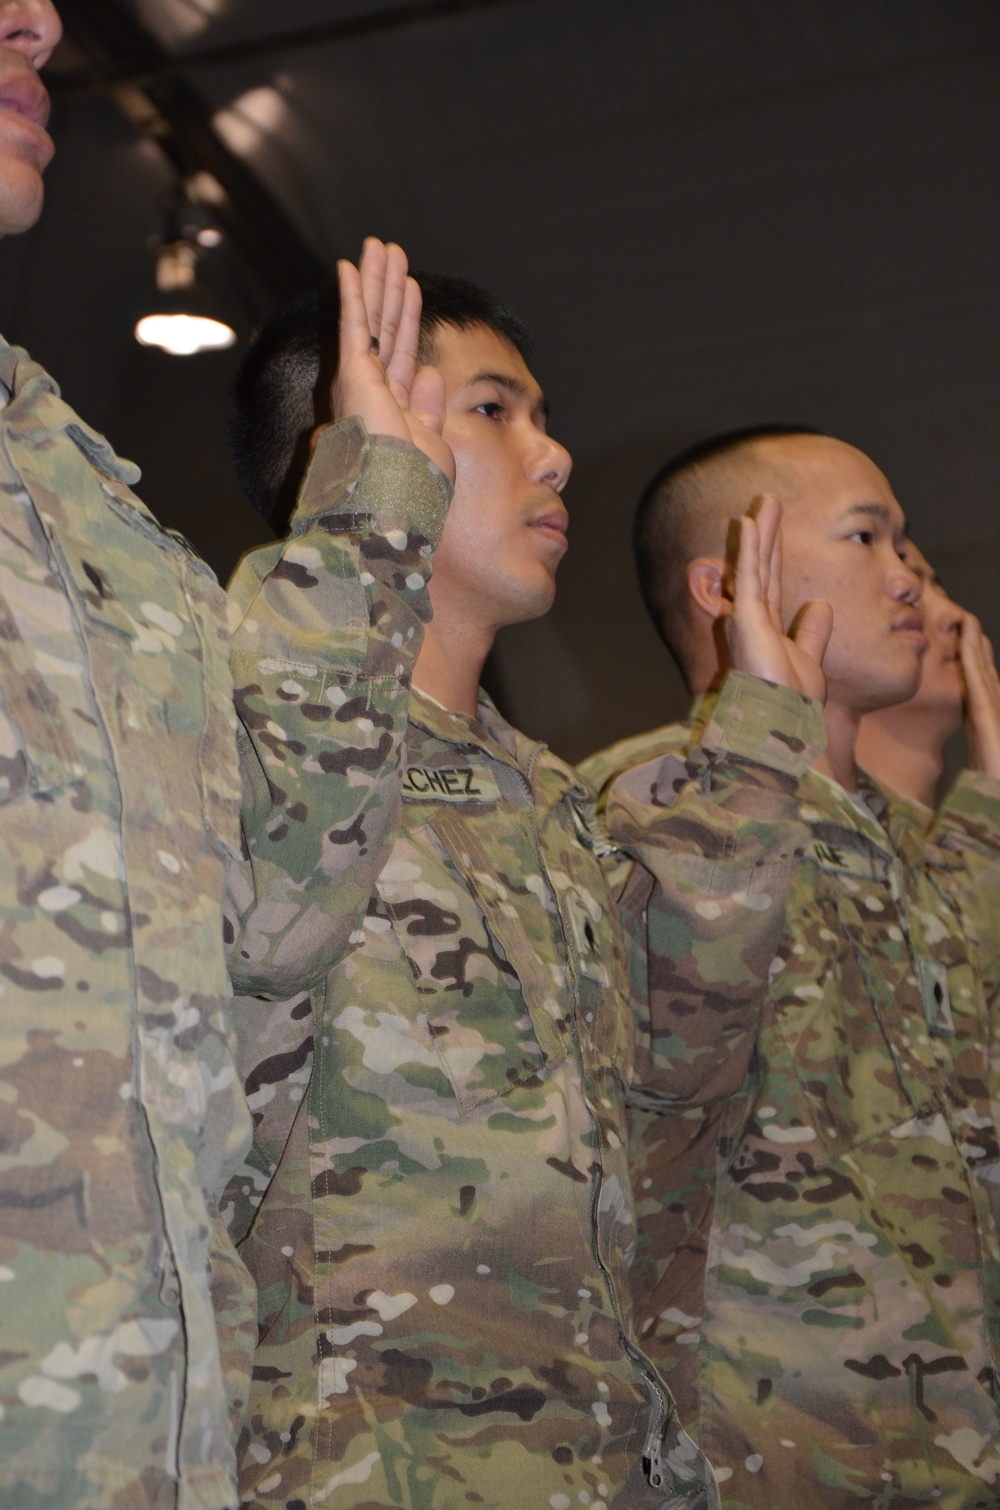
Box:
[0,0,62,71]
[930,584,963,636]
[892,554,923,606]
[528,432,573,495]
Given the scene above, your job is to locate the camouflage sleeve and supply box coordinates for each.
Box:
[606,671,826,1110]
[226,416,451,1000]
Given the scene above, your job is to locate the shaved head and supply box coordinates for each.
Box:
[634,425,825,679]
[636,425,924,718]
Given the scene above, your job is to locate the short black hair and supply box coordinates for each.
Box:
[230,272,533,534]
[229,284,340,532]
[415,272,533,366]
[634,424,827,680]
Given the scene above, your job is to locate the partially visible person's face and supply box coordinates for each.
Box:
[763,435,925,716]
[897,541,964,717]
[0,0,61,238]
[429,321,572,632]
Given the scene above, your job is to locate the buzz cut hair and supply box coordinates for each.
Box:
[633,424,827,681]
[415,272,534,368]
[230,272,534,535]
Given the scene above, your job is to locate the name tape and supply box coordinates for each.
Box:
[805,838,886,882]
[401,764,500,804]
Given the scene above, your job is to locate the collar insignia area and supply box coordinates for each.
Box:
[401,762,501,804]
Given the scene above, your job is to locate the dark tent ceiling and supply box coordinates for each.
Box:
[4,0,999,760]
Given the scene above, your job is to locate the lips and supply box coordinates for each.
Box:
[0,69,50,130]
[528,504,569,551]
[892,613,928,650]
[0,67,53,163]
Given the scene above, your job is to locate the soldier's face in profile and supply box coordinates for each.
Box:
[427,321,573,633]
[0,0,61,239]
[768,435,927,716]
[898,542,964,718]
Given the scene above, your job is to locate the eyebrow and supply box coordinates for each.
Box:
[840,501,895,525]
[465,369,551,421]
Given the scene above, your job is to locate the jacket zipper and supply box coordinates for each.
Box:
[512,750,706,1502]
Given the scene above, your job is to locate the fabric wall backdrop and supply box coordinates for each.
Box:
[1,0,997,762]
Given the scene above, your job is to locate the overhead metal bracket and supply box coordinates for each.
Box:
[55,0,329,304]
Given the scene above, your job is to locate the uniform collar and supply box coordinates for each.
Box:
[801,766,895,857]
[408,686,584,807]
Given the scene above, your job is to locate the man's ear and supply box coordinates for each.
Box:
[687,556,730,621]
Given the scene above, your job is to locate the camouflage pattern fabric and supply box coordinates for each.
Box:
[0,338,255,1509]
[589,703,1000,1509]
[224,421,825,1508]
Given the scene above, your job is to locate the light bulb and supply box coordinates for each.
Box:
[135,313,236,357]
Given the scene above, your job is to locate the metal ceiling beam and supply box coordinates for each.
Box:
[55,0,328,303]
[55,0,525,86]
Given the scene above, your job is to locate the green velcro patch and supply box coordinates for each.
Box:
[401,763,501,804]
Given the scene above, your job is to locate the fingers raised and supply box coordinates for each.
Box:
[358,237,388,344]
[748,494,780,607]
[376,243,409,371]
[733,512,764,611]
[337,258,376,363]
[385,275,422,395]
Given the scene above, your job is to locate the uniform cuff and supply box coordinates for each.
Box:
[292,415,452,546]
[701,670,826,777]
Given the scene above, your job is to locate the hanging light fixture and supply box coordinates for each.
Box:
[135,196,237,357]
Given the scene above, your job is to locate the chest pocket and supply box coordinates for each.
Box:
[57,485,240,860]
[767,865,913,1152]
[1,439,241,860]
[771,854,981,1155]
[374,808,570,1115]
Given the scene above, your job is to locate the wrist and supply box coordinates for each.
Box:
[293,416,452,546]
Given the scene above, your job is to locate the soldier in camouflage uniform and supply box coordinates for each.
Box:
[0,5,255,1505]
[855,542,1000,1148]
[222,244,833,1508]
[583,426,1000,1508]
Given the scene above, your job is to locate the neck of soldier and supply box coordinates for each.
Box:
[854,705,951,808]
[811,696,862,793]
[413,598,493,720]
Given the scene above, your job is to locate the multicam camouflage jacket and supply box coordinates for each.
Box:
[0,339,255,1508]
[223,418,826,1510]
[586,704,1000,1510]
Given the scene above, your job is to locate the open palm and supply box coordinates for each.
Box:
[331,238,455,483]
[725,494,832,704]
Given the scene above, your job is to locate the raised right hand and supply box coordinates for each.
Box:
[725,493,832,704]
[331,237,455,483]
[961,614,1000,780]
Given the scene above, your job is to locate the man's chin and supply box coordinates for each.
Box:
[0,164,46,238]
[496,578,558,630]
[856,671,924,716]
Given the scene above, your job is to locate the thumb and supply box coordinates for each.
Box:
[790,599,833,666]
[410,365,446,434]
